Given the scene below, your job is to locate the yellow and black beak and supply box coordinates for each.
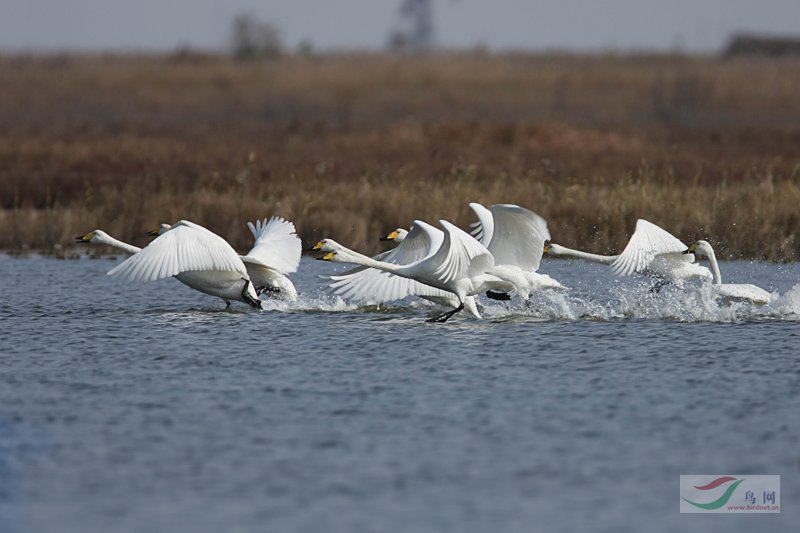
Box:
[145,226,160,237]
[310,241,324,251]
[683,243,696,255]
[380,230,399,242]
[75,231,94,243]
[316,251,335,261]
[543,243,551,254]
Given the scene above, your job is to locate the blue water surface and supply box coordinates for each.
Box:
[1,254,799,532]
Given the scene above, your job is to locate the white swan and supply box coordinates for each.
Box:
[314,222,481,318]
[107,220,262,310]
[239,217,301,301]
[76,229,142,255]
[468,202,564,295]
[685,240,772,304]
[150,217,301,301]
[316,219,518,322]
[545,219,712,283]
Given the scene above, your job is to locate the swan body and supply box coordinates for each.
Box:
[686,240,772,305]
[469,202,564,294]
[317,219,516,321]
[315,222,481,318]
[77,229,253,306]
[108,220,262,309]
[151,217,301,301]
[545,219,712,283]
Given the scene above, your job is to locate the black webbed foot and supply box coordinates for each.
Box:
[426,302,465,323]
[486,290,512,301]
[256,285,281,297]
[650,279,669,293]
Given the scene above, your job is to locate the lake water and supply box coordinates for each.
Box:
[1,253,799,532]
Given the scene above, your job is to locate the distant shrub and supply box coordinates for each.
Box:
[724,33,800,58]
[231,13,282,60]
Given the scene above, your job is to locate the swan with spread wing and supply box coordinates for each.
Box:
[468,202,564,297]
[107,220,262,309]
[544,218,711,283]
[315,219,521,322]
[315,221,482,318]
[149,217,301,300]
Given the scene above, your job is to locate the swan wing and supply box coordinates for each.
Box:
[108,220,247,281]
[329,268,456,303]
[240,258,284,287]
[432,220,494,284]
[243,217,301,274]
[486,204,550,271]
[326,221,446,302]
[611,219,689,276]
[380,220,443,265]
[646,253,710,281]
[468,202,494,246]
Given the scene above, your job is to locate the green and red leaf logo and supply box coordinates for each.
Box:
[682,476,745,510]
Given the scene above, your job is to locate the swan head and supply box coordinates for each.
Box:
[315,244,357,263]
[543,242,567,256]
[146,223,172,237]
[75,230,108,244]
[684,240,714,259]
[317,249,352,263]
[380,228,408,242]
[310,238,342,253]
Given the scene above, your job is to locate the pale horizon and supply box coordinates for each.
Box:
[1,0,799,54]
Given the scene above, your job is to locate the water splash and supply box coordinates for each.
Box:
[279,283,800,323]
[769,283,800,318]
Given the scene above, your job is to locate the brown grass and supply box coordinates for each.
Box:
[1,52,799,259]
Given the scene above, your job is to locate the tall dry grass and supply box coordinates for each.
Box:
[0,53,799,259]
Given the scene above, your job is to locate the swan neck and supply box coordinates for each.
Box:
[551,245,616,265]
[338,248,401,273]
[705,248,722,284]
[99,234,141,254]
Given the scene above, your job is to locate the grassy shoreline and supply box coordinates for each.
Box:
[1,53,799,259]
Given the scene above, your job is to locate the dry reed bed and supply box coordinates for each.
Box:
[1,53,799,259]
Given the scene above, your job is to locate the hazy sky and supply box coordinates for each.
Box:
[2,0,799,52]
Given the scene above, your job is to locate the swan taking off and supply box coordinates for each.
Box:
[108,220,262,310]
[149,217,301,301]
[314,222,481,318]
[685,240,772,304]
[468,202,564,295]
[545,219,711,283]
[239,217,301,301]
[316,219,517,322]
